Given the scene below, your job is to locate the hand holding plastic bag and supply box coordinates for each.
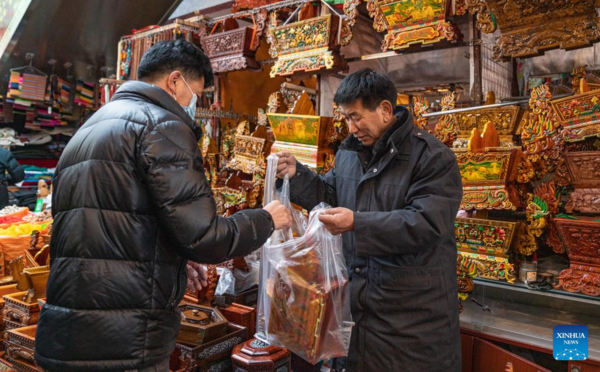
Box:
[257,155,352,364]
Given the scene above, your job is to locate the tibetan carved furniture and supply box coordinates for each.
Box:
[2,292,40,331]
[455,149,522,212]
[268,113,335,171]
[552,88,600,143]
[2,258,47,331]
[4,325,41,372]
[178,304,228,345]
[218,302,257,338]
[553,217,600,297]
[175,323,248,372]
[231,338,292,372]
[564,151,600,215]
[0,284,18,330]
[449,105,521,149]
[9,257,49,304]
[201,12,267,74]
[366,0,462,51]
[268,14,348,77]
[455,218,517,284]
[468,0,600,61]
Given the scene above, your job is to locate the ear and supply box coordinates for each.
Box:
[380,100,394,122]
[166,71,182,96]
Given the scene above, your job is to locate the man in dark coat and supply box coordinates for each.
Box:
[276,69,463,371]
[34,40,292,372]
[0,148,24,208]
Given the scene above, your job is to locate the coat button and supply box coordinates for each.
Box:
[417,132,422,136]
[354,268,361,274]
[390,149,394,154]
[373,168,378,173]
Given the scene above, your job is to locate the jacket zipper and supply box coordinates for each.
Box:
[172,259,186,309]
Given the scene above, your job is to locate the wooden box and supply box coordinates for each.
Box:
[218,302,256,338]
[178,304,228,345]
[2,292,39,330]
[267,114,335,171]
[213,285,258,308]
[454,149,522,211]
[231,338,291,371]
[269,14,347,77]
[455,218,517,257]
[4,325,41,372]
[175,323,248,372]
[552,90,600,142]
[268,270,349,364]
[367,0,462,52]
[202,26,260,74]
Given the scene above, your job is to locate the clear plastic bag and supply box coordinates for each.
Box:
[256,155,352,364]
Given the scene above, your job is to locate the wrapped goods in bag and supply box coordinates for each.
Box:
[257,155,353,364]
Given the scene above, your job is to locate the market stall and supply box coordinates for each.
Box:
[1,0,600,371]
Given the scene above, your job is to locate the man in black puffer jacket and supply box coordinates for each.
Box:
[35,40,292,372]
[0,147,24,208]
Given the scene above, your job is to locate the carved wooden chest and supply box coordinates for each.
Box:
[2,292,39,330]
[174,323,248,372]
[4,325,42,372]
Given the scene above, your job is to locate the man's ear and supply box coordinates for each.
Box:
[166,71,182,96]
[380,100,394,123]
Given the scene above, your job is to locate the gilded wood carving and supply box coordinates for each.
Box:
[366,0,462,51]
[472,0,600,61]
[554,218,600,297]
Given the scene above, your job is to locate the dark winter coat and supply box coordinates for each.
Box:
[0,148,24,208]
[34,81,274,372]
[287,107,463,372]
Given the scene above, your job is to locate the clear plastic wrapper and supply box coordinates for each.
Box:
[214,268,235,296]
[256,155,352,364]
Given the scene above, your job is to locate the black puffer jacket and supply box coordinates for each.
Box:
[287,107,463,371]
[35,81,274,372]
[0,148,24,208]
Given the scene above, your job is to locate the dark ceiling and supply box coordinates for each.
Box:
[1,0,180,93]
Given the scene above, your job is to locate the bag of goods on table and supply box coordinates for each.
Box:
[257,155,353,365]
[0,206,28,219]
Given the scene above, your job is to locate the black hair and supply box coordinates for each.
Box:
[137,39,214,88]
[334,68,397,111]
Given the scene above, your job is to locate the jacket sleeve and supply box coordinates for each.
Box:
[285,161,337,210]
[139,120,274,264]
[5,154,24,184]
[353,148,462,256]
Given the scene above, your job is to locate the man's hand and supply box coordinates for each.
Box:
[276,152,297,179]
[318,208,355,235]
[264,200,293,230]
[186,262,208,292]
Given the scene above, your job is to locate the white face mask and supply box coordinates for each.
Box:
[179,76,198,120]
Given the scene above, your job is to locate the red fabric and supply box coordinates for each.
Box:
[17,158,59,168]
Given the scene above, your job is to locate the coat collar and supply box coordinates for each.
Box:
[112,81,202,138]
[340,105,413,154]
